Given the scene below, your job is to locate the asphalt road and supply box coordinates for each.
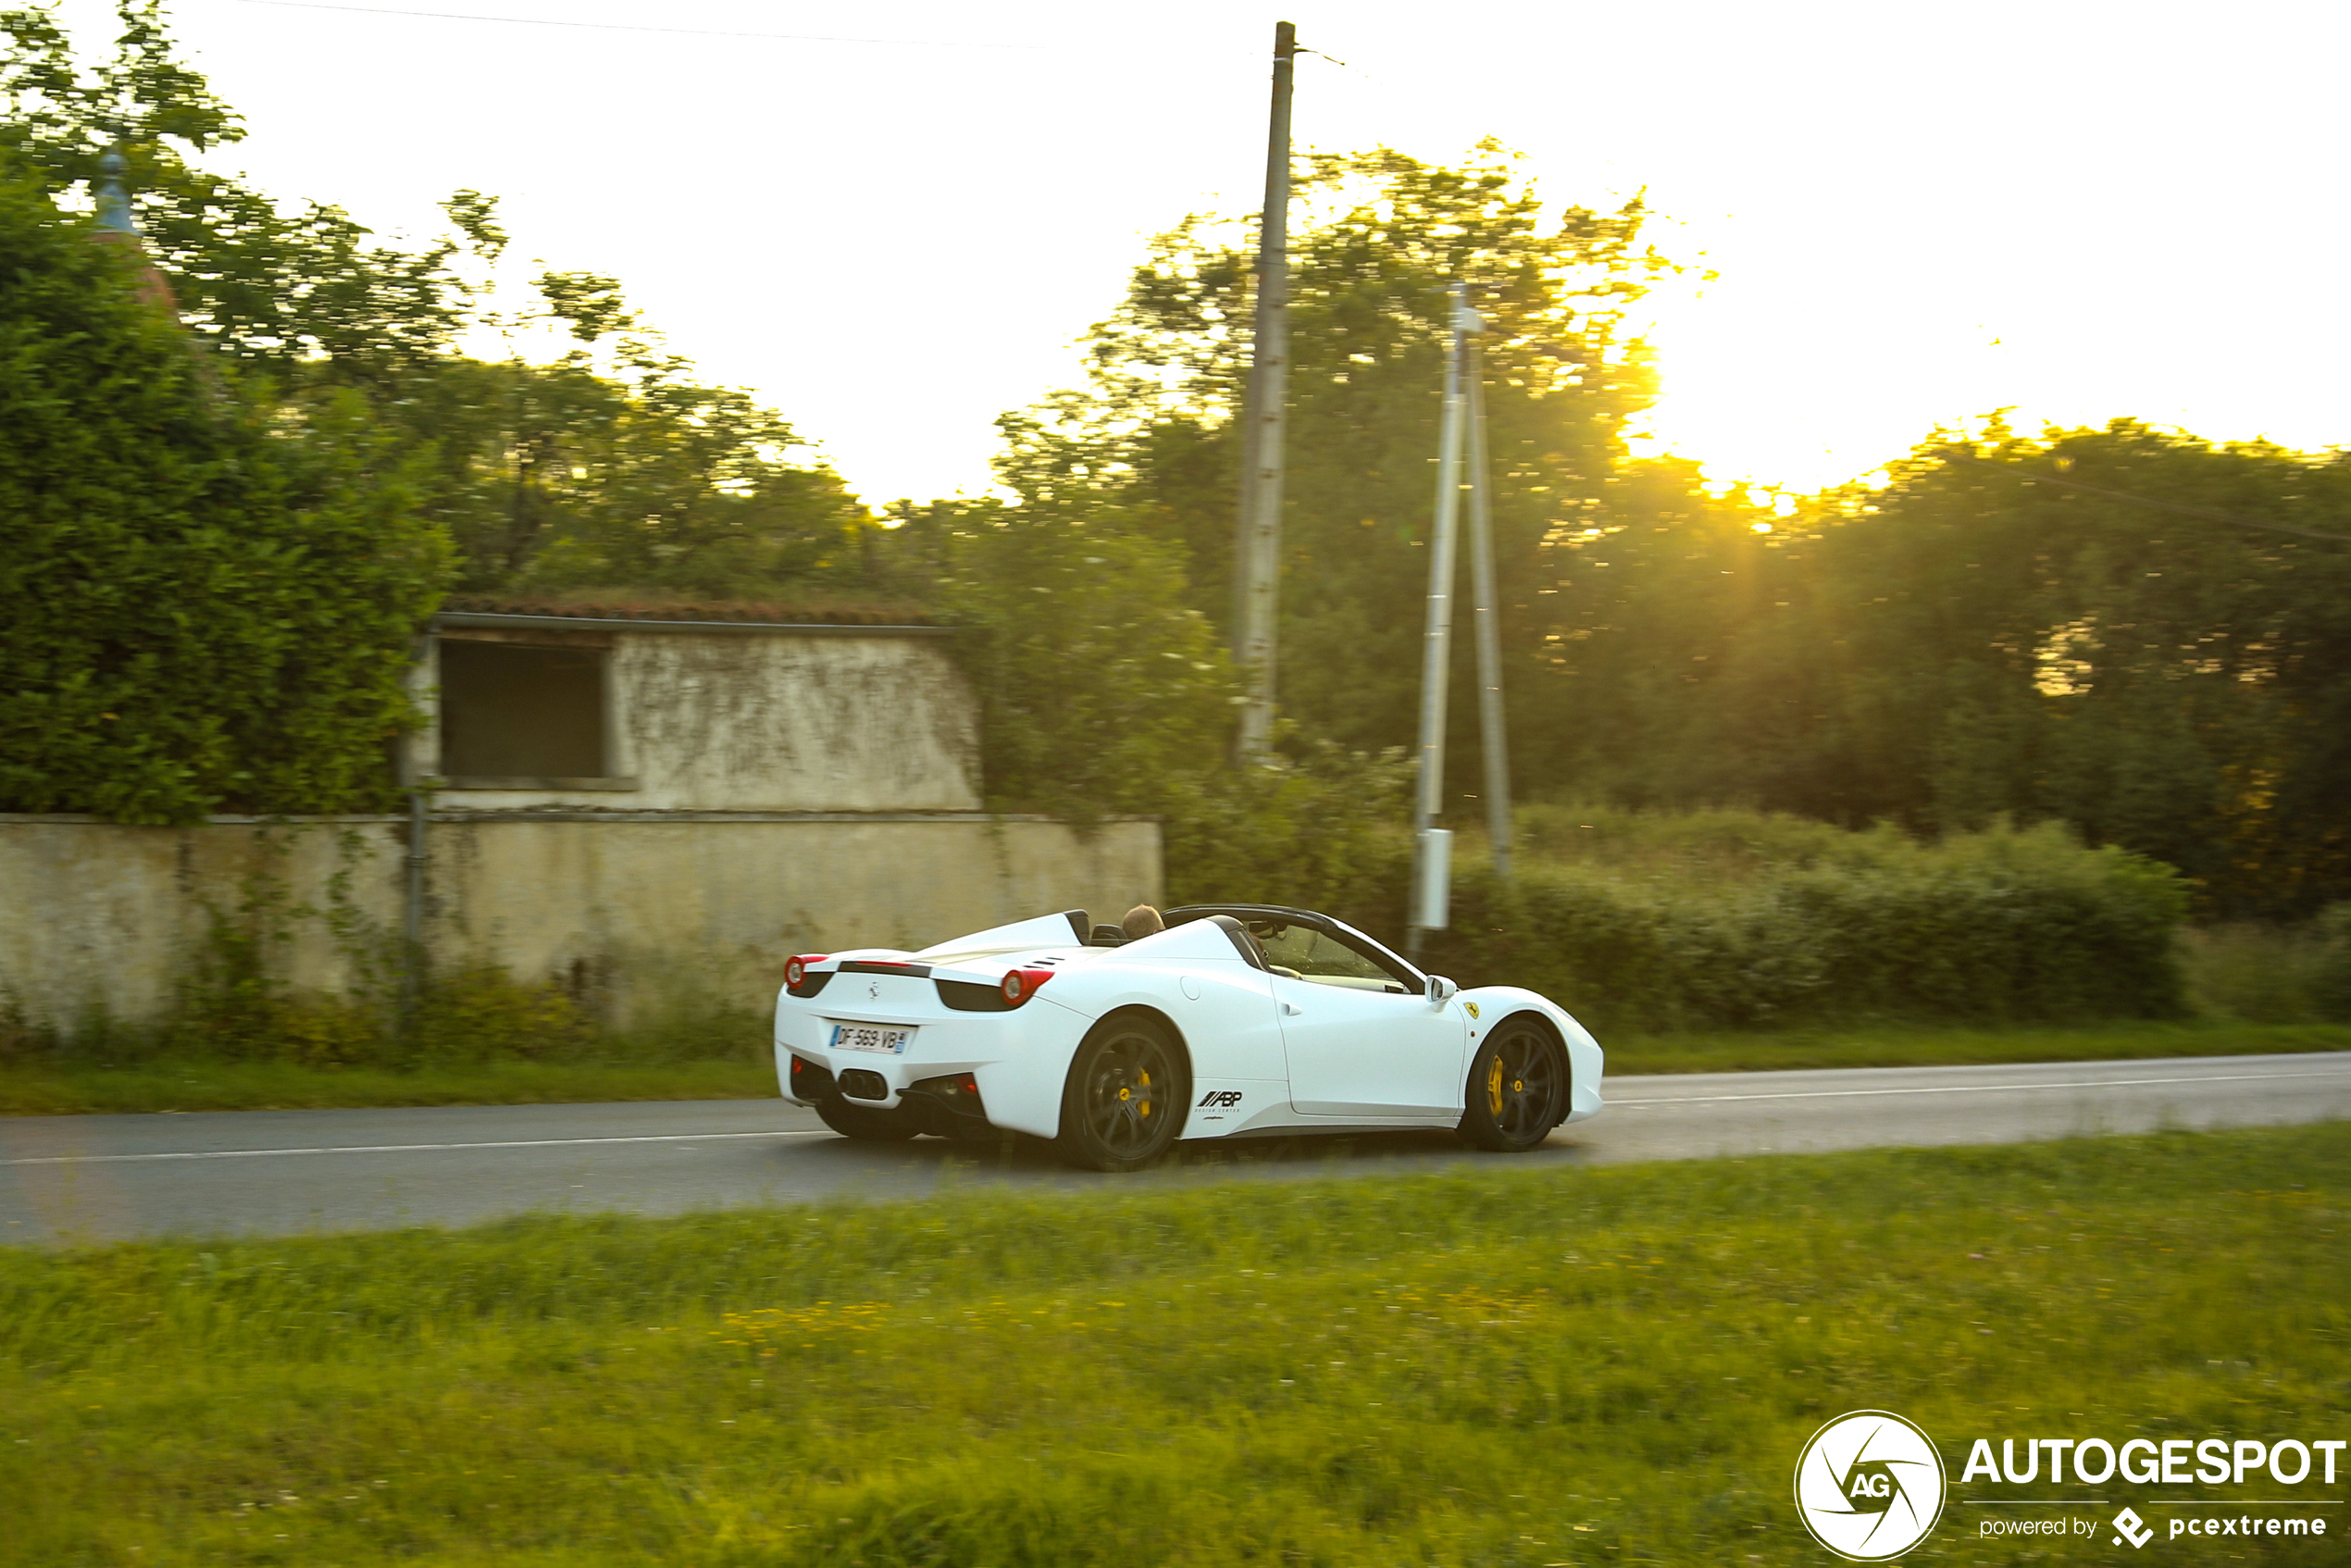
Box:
[4,1052,2347,1246]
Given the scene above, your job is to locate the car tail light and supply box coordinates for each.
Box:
[785,954,827,988]
[1000,967,1056,1006]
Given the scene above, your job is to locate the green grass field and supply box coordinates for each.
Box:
[2,1123,2344,1564]
[3,1021,2343,1116]
[1601,1019,2351,1076]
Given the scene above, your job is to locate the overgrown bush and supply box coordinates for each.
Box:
[0,168,449,823]
[2316,903,2351,1023]
[903,498,1234,819]
[1329,809,2190,1035]
[0,834,597,1068]
[2178,919,2351,1025]
[162,887,594,1067]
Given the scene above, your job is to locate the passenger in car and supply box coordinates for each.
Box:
[1122,904,1165,940]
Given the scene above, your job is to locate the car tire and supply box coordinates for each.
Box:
[1457,1016,1568,1152]
[1055,1013,1189,1172]
[815,1096,922,1141]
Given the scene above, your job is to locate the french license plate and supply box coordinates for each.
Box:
[830,1022,914,1055]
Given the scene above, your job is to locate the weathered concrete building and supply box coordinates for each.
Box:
[416,610,982,813]
[1,609,1160,1033]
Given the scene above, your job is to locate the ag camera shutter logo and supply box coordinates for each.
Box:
[1794,1410,1947,1560]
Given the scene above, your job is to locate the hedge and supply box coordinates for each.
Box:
[1328,814,2189,1035]
[0,169,447,822]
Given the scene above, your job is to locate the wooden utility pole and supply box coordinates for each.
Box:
[1231,20,1297,761]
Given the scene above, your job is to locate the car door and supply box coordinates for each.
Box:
[1259,925,1467,1117]
[1108,918,1288,1085]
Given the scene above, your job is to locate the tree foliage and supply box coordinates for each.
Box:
[877,494,1408,909]
[1003,147,2350,918]
[405,327,870,598]
[885,497,1235,818]
[996,143,1682,761]
[1528,420,2351,917]
[0,169,447,821]
[1,2,868,601]
[0,4,876,823]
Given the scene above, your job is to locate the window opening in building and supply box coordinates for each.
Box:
[438,639,609,780]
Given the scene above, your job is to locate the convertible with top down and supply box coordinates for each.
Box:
[774,904,1604,1171]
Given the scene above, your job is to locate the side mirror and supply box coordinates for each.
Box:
[1426,975,1459,1005]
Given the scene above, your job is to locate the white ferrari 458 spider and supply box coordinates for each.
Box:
[774,903,1603,1170]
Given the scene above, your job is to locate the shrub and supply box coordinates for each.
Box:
[166,902,591,1069]
[407,967,595,1063]
[920,498,1233,820]
[1328,811,2189,1035]
[2317,904,2351,1023]
[0,169,448,822]
[2179,920,2348,1025]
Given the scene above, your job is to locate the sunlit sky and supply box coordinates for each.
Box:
[45,0,2351,504]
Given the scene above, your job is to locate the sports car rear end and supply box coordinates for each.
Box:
[775,947,1096,1139]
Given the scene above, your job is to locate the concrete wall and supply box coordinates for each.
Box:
[411,621,982,813]
[0,814,1160,1033]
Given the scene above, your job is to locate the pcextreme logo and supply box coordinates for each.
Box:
[1794,1411,1949,1561]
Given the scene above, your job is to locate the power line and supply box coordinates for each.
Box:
[220,0,1047,50]
[1944,452,2351,543]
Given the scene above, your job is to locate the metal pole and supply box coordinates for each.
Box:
[1231,20,1296,762]
[1408,286,1480,958]
[1465,347,1515,882]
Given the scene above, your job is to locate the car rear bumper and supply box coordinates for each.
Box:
[774,993,1086,1139]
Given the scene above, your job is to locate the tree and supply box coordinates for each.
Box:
[0,168,448,822]
[999,139,2351,915]
[1528,417,2351,917]
[404,271,873,597]
[888,497,1234,818]
[995,143,1689,785]
[1,2,466,380]
[1799,421,2351,916]
[873,492,1410,911]
[2,2,871,602]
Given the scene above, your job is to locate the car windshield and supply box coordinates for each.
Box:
[1247,921,1401,989]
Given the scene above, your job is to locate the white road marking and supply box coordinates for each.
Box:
[1611,1066,2351,1108]
[6,1064,2345,1167]
[0,1128,832,1167]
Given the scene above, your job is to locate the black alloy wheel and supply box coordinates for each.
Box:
[816,1096,922,1141]
[1056,1014,1188,1172]
[1458,1018,1568,1152]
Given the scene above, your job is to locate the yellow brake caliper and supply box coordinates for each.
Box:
[1487,1055,1505,1116]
